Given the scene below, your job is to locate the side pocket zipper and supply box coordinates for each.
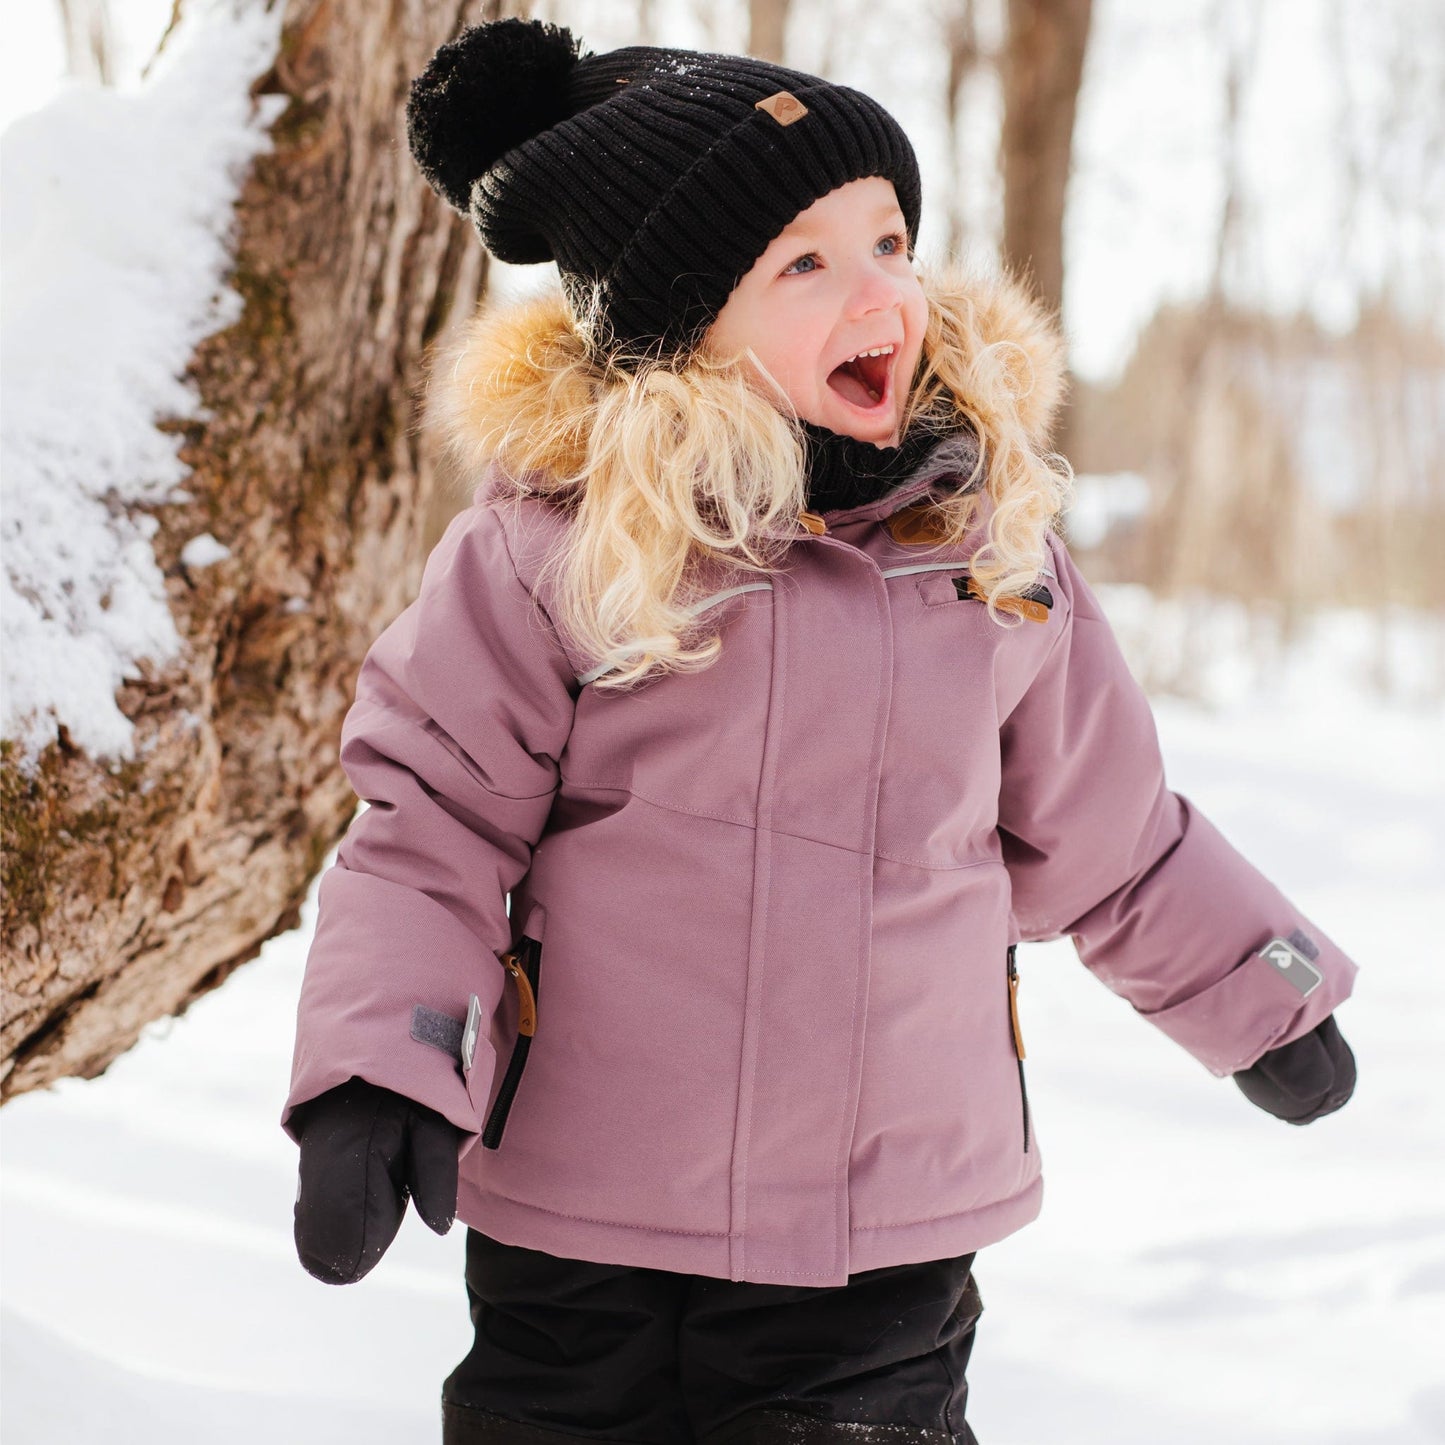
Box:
[1007,944,1031,1153]
[481,936,541,1151]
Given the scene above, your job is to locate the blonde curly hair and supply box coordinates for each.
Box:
[426,257,1075,690]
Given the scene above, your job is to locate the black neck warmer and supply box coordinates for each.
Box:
[800,415,956,515]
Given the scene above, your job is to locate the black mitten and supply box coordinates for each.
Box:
[1232,1014,1356,1125]
[291,1075,462,1284]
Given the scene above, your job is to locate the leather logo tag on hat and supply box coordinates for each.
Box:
[756,90,808,125]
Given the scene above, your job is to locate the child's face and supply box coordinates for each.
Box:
[705,176,927,447]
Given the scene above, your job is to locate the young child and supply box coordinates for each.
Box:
[282,20,1359,1445]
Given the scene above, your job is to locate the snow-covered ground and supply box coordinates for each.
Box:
[3,601,1442,1443]
[3,1,1440,1438]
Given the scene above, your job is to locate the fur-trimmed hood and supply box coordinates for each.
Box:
[426,261,1071,489]
[285,253,1358,1286]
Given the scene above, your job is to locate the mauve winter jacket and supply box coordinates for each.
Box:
[282,276,1358,1287]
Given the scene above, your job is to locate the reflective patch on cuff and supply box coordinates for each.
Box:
[1259,936,1324,997]
[411,1005,465,1062]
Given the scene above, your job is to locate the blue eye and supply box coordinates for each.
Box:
[781,231,909,276]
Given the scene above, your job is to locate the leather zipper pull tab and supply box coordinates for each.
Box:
[500,949,538,1036]
[1007,946,1025,1059]
[797,509,828,535]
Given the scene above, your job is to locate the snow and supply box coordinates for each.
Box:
[178,532,233,569]
[3,0,1435,775]
[0,0,285,773]
[2,1,1440,1437]
[2,601,1442,1442]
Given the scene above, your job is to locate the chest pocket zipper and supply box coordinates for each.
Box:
[481,935,541,1150]
[1007,943,1031,1152]
[897,559,1055,621]
[954,573,1054,623]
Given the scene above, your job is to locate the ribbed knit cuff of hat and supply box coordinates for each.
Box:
[800,416,957,515]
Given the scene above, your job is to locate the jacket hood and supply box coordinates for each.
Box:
[426,261,1070,501]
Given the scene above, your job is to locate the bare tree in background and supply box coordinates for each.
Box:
[999,0,1090,321]
[1,0,516,1100]
[1144,2,1260,615]
[749,0,791,61]
[1075,4,1317,692]
[56,0,116,84]
[1326,0,1445,693]
[1067,0,1443,699]
[938,0,986,261]
[690,0,729,49]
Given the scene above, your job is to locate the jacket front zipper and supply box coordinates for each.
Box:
[481,935,541,1150]
[1007,944,1031,1152]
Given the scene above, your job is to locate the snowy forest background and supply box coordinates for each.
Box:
[2,0,1443,1440]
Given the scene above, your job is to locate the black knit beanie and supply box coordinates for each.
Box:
[405,18,922,368]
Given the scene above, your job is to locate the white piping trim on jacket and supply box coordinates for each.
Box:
[879,560,1057,581]
[682,580,775,613]
[880,561,972,579]
[575,581,775,686]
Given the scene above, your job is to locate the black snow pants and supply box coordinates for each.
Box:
[441,1228,983,1445]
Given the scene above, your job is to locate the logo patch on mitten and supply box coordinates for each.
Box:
[1258,936,1324,997]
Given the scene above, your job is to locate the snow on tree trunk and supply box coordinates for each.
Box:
[1,0,491,1101]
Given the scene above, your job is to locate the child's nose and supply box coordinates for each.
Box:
[844,267,904,318]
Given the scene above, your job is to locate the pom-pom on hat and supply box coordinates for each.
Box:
[405,18,922,368]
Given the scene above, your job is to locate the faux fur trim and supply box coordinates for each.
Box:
[425,260,1069,486]
[918,264,1070,447]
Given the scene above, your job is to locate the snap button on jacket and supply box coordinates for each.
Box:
[282,274,1359,1287]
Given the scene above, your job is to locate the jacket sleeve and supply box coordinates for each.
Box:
[280,500,578,1157]
[996,531,1359,1077]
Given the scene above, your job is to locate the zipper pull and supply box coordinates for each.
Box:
[997,593,1051,623]
[962,575,1052,622]
[1007,945,1026,1059]
[499,949,538,1036]
[797,509,829,535]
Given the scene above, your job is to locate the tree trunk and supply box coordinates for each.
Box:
[999,0,1091,320]
[941,0,984,262]
[999,0,1090,457]
[1,0,502,1101]
[748,0,791,62]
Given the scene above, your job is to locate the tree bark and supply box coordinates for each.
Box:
[999,0,1091,457]
[941,0,984,262]
[748,0,791,62]
[1,0,501,1101]
[999,0,1091,320]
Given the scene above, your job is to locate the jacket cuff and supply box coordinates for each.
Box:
[1137,929,1358,1077]
[280,865,503,1163]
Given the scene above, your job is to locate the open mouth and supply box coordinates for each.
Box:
[826,344,896,412]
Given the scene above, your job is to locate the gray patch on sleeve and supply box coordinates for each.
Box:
[411,1005,465,1062]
